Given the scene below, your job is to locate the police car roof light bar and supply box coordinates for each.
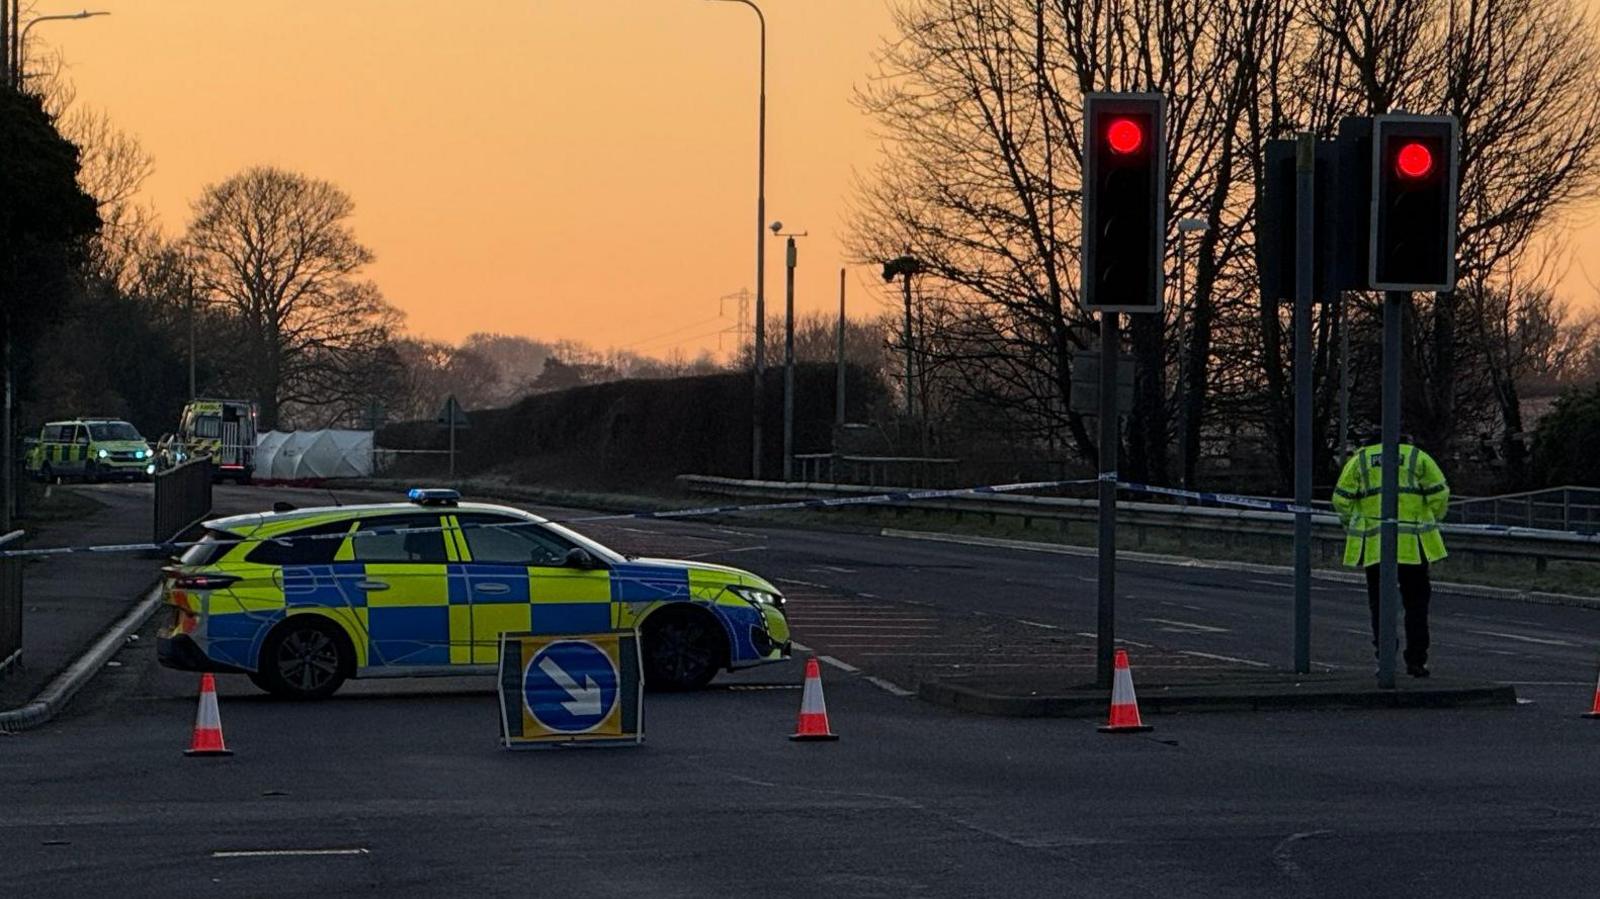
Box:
[407,488,461,506]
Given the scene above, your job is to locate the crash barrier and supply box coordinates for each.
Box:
[498,631,643,749]
[153,458,213,545]
[676,475,1600,574]
[793,453,962,488]
[0,530,22,677]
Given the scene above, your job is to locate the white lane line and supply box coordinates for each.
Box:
[212,849,370,859]
[1019,620,1062,630]
[817,655,860,674]
[800,625,941,630]
[859,592,881,599]
[1074,632,1152,648]
[1179,650,1272,668]
[1470,630,1578,648]
[681,546,767,559]
[1143,617,1231,634]
[865,675,916,697]
[776,578,831,589]
[1249,579,1291,588]
[810,565,857,574]
[791,641,813,652]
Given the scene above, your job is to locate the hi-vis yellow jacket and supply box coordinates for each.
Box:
[1332,443,1449,567]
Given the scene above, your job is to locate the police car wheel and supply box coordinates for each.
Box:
[255,618,352,700]
[641,607,725,691]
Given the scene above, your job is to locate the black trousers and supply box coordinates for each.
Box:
[1366,561,1431,667]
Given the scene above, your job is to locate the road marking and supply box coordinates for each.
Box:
[1179,650,1271,668]
[1501,681,1590,686]
[775,577,831,589]
[1143,617,1230,634]
[817,655,860,674]
[1249,579,1291,588]
[801,634,943,640]
[1073,632,1152,648]
[1019,620,1062,630]
[1271,830,1331,880]
[212,849,370,859]
[791,641,813,652]
[865,675,916,697]
[1470,630,1578,647]
[810,565,857,574]
[800,625,941,631]
[681,545,767,559]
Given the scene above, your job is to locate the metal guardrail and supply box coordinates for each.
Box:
[153,458,214,545]
[678,475,1600,573]
[0,530,23,678]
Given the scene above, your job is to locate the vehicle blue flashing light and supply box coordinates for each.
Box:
[407,488,461,506]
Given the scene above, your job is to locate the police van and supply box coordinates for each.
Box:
[156,399,258,483]
[24,419,156,482]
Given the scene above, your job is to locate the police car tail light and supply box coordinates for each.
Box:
[167,571,240,591]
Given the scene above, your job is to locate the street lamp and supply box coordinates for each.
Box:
[1174,217,1207,493]
[772,221,806,481]
[703,0,768,480]
[15,9,109,88]
[881,253,922,421]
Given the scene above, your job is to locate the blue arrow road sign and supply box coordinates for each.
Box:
[523,640,620,733]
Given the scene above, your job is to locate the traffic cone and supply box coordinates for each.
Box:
[1098,649,1153,734]
[790,657,839,742]
[1584,667,1600,719]
[185,673,234,756]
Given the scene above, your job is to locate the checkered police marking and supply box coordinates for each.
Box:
[498,632,642,749]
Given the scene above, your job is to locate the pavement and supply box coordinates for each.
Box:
[5,482,1600,895]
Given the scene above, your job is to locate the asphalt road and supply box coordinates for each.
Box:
[4,483,1599,897]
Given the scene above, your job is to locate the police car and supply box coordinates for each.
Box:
[25,419,156,482]
[157,489,792,698]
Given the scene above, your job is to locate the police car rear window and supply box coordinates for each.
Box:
[245,519,355,566]
[179,529,236,566]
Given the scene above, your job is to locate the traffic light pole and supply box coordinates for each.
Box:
[1292,134,1314,674]
[1377,290,1404,689]
[1096,311,1119,690]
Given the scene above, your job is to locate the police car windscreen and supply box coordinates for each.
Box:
[89,422,143,441]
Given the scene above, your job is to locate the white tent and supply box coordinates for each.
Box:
[254,430,374,480]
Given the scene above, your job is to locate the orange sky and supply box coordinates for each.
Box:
[33,0,1600,360]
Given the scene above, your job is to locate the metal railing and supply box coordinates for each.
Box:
[153,458,214,544]
[1451,486,1600,534]
[793,453,962,488]
[0,530,23,678]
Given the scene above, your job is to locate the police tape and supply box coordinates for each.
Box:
[0,477,1103,559]
[1,475,1589,559]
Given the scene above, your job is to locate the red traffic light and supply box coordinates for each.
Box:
[1395,141,1434,179]
[1107,118,1144,155]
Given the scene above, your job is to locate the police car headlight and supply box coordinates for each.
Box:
[97,449,109,459]
[135,450,146,460]
[728,585,784,607]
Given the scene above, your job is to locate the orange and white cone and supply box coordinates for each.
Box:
[1098,649,1153,733]
[790,657,839,742]
[1585,667,1600,719]
[185,673,233,756]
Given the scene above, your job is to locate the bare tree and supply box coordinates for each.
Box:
[184,166,400,429]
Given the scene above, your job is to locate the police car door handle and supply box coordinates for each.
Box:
[474,583,511,595]
[357,580,390,591]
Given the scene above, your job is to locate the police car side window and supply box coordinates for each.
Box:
[245,519,355,566]
[458,514,572,566]
[353,515,449,563]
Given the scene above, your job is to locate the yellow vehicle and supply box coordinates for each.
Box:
[156,398,258,483]
[24,419,156,482]
[157,489,792,698]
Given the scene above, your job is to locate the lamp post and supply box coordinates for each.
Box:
[1174,217,1208,493]
[881,253,922,420]
[703,0,767,479]
[772,223,806,481]
[15,9,109,88]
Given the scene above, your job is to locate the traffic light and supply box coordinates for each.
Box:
[1081,93,1166,312]
[1369,114,1459,292]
